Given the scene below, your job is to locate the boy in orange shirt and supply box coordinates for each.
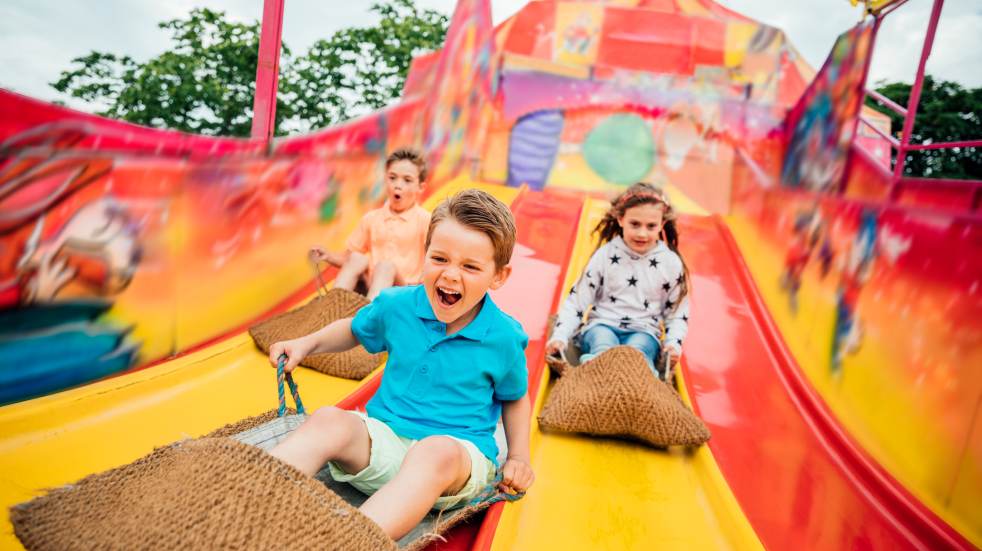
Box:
[310,149,431,300]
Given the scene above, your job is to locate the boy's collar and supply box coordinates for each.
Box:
[412,285,495,340]
[383,201,416,220]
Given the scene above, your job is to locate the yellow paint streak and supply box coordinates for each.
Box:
[491,196,762,550]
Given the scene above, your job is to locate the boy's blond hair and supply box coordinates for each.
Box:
[386,148,428,183]
[425,189,516,270]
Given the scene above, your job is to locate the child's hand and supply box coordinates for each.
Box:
[308,245,329,263]
[499,457,535,495]
[545,340,566,359]
[268,337,314,373]
[666,348,680,367]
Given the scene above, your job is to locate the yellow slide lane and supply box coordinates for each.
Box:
[490,189,762,550]
[0,177,518,549]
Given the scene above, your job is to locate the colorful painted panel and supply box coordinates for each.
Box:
[507,110,564,190]
[0,95,388,404]
[781,21,876,192]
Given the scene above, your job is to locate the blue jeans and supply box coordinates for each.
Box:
[580,324,660,371]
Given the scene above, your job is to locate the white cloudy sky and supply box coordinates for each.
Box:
[1,0,978,112]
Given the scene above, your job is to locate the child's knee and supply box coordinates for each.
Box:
[406,436,467,477]
[373,260,397,278]
[306,406,361,438]
[346,252,370,272]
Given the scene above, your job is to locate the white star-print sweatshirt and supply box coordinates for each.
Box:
[551,236,690,355]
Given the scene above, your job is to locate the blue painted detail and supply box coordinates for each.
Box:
[0,301,136,405]
[507,110,564,191]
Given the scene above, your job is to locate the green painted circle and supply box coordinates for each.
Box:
[582,114,655,186]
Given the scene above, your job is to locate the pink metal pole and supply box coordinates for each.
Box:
[905,139,982,151]
[250,0,286,147]
[866,87,907,117]
[860,116,901,149]
[890,0,944,192]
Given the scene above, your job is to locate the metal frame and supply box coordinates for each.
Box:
[860,0,982,200]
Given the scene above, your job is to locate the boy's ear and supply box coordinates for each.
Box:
[489,264,512,290]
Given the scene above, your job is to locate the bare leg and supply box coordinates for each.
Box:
[359,436,472,540]
[334,252,370,292]
[366,260,399,301]
[268,406,371,476]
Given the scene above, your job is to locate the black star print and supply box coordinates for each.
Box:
[599,276,604,286]
[682,315,688,322]
[570,285,576,294]
[665,299,674,309]
[627,276,638,287]
[609,295,618,303]
[610,254,621,265]
[619,316,630,328]
[589,282,596,289]
[662,282,671,292]
[586,270,593,279]
[576,310,584,318]
[676,274,684,285]
[649,257,659,268]
[555,320,562,326]
[643,299,650,309]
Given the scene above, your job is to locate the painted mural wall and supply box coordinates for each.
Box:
[475,0,809,212]
[0,0,495,405]
[729,21,982,541]
[0,95,387,404]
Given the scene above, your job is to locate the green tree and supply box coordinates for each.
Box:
[286,0,449,129]
[52,8,288,137]
[51,1,447,137]
[865,76,981,179]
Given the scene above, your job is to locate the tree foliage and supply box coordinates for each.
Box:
[865,76,981,179]
[51,1,447,137]
[286,0,448,129]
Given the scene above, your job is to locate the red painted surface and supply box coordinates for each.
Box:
[500,1,556,58]
[680,214,974,550]
[328,189,584,551]
[0,90,262,157]
[598,10,694,74]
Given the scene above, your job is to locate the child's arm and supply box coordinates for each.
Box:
[548,248,606,353]
[268,317,360,372]
[663,294,690,366]
[309,246,350,266]
[499,394,534,494]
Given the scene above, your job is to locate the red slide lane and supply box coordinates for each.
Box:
[680,215,972,550]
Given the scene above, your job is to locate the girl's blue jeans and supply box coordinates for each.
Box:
[579,324,660,371]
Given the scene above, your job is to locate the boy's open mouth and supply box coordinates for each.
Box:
[437,286,462,306]
[393,192,403,201]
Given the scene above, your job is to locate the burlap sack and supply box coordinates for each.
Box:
[249,288,383,379]
[204,408,297,438]
[10,437,396,551]
[538,346,711,447]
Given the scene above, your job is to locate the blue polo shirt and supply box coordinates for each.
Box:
[351,285,528,463]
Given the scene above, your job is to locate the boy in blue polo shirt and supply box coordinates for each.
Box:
[267,189,533,540]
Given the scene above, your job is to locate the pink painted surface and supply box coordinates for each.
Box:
[250,0,286,144]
